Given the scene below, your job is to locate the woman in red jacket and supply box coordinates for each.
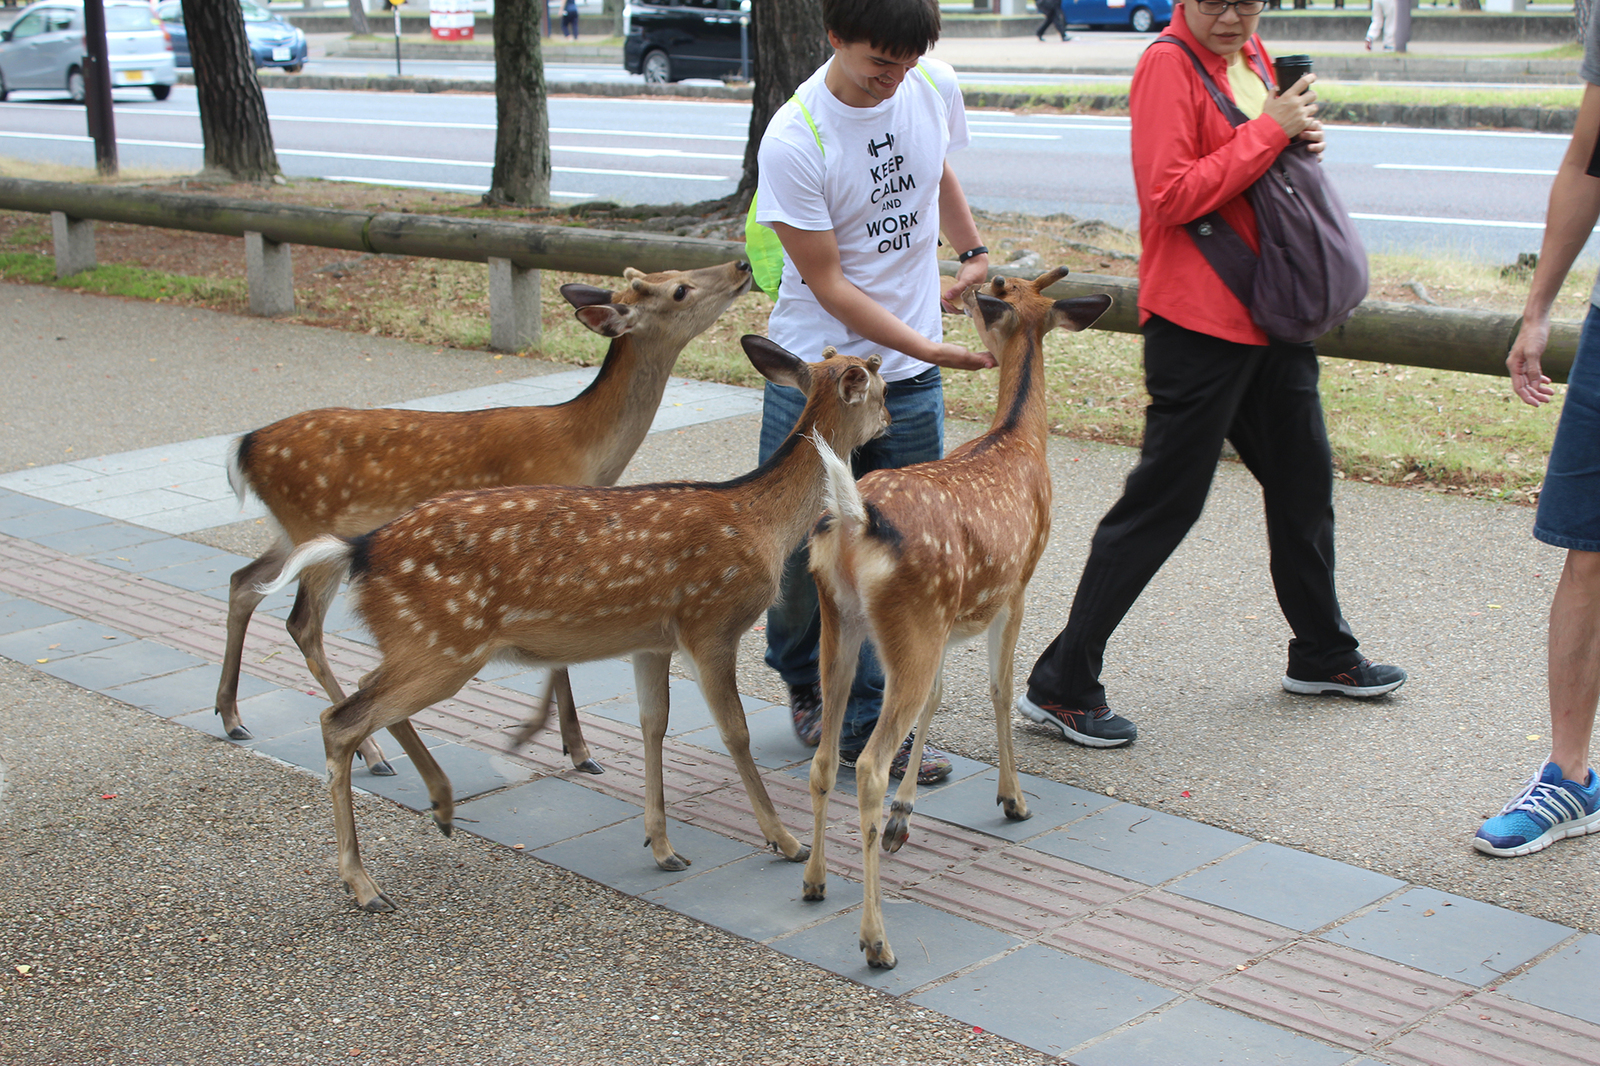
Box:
[1016,0,1407,748]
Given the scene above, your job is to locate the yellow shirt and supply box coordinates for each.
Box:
[1227,52,1268,119]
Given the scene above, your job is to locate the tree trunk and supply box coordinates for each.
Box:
[182,0,280,181]
[346,0,370,37]
[486,0,551,206]
[603,0,625,36]
[734,0,828,209]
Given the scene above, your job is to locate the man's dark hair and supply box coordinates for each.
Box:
[822,0,941,58]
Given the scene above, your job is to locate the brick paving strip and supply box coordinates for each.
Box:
[3,491,1600,1062]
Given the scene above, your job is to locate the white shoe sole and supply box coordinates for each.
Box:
[1015,695,1134,748]
[1281,674,1406,698]
[1473,807,1600,857]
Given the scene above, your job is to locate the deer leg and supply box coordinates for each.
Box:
[214,544,289,740]
[885,659,945,854]
[385,719,455,837]
[804,594,865,901]
[321,687,397,912]
[990,602,1033,823]
[686,640,808,864]
[633,651,688,871]
[287,566,393,776]
[553,668,602,774]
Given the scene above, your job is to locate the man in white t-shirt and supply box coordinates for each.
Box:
[752,0,994,785]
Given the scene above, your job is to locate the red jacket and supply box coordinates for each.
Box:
[1130,10,1289,346]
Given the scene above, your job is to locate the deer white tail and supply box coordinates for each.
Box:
[255,535,355,597]
[810,430,864,531]
[226,436,252,508]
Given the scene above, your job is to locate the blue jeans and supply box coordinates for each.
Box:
[1535,304,1600,553]
[759,365,945,749]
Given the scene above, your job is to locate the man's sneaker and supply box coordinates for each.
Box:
[1474,761,1600,857]
[1016,694,1137,748]
[1282,660,1407,698]
[788,681,822,747]
[839,735,953,785]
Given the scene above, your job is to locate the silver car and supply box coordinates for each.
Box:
[0,0,178,102]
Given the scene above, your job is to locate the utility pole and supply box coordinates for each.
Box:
[81,0,117,177]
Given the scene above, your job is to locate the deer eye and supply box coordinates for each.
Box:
[674,285,689,301]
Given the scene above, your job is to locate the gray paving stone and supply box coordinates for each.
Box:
[1027,802,1252,886]
[457,776,643,852]
[776,746,990,798]
[911,767,1116,843]
[141,553,254,595]
[38,639,210,691]
[910,944,1178,1057]
[1323,887,1574,986]
[85,536,232,574]
[771,898,1021,997]
[248,726,336,774]
[0,597,75,635]
[584,675,765,736]
[0,619,135,662]
[491,658,636,707]
[641,851,864,942]
[678,703,818,770]
[1169,842,1406,932]
[1070,998,1353,1066]
[172,685,329,742]
[31,520,165,556]
[358,742,538,809]
[0,504,105,539]
[1498,933,1600,1026]
[111,665,268,718]
[0,489,62,519]
[534,815,760,895]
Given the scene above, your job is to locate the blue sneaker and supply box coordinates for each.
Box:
[1474,761,1600,857]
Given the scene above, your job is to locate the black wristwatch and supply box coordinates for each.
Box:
[957,245,989,264]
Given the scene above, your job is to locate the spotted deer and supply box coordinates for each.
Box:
[215,260,753,776]
[802,270,1111,969]
[257,339,889,912]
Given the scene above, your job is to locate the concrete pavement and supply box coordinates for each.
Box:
[2,277,1600,1064]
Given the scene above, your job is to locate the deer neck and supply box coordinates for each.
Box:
[564,333,678,485]
[985,330,1050,448]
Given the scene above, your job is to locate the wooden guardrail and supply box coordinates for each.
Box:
[0,177,1572,380]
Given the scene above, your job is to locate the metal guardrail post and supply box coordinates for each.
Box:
[50,212,96,278]
[488,257,541,352]
[245,232,295,317]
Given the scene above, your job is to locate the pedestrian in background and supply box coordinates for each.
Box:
[1014,0,1406,750]
[1473,24,1600,858]
[1366,0,1396,51]
[562,0,579,40]
[1036,0,1070,41]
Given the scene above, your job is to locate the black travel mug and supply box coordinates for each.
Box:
[1273,54,1313,95]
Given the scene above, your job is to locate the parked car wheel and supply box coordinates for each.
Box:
[0,70,8,103]
[150,84,171,100]
[67,67,85,103]
[283,63,303,74]
[1129,5,1155,32]
[642,49,673,84]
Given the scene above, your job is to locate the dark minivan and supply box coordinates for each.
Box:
[623,0,751,84]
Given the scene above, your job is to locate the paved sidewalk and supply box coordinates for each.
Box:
[2,283,1599,1064]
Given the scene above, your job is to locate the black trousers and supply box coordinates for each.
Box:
[1037,6,1068,37]
[1026,314,1362,709]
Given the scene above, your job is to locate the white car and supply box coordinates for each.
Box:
[0,0,178,102]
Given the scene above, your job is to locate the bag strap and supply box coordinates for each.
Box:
[1151,34,1271,128]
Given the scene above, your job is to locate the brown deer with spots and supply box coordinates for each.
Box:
[258,339,889,912]
[215,260,753,776]
[801,270,1111,969]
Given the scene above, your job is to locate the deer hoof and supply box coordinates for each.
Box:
[773,840,811,863]
[860,938,897,970]
[574,758,604,775]
[226,724,254,741]
[433,816,453,838]
[655,853,690,872]
[883,815,911,853]
[359,892,397,913]
[366,758,397,777]
[801,880,827,902]
[1001,797,1032,822]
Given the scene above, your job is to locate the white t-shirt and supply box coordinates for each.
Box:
[755,56,969,382]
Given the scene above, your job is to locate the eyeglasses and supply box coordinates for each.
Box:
[1193,0,1268,14]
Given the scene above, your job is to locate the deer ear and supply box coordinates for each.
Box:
[1052,293,1113,334]
[973,291,1013,331]
[575,303,636,337]
[838,363,872,405]
[623,267,646,280]
[560,283,613,309]
[741,335,812,392]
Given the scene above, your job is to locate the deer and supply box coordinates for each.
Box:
[214,259,754,777]
[256,339,890,912]
[800,269,1111,970]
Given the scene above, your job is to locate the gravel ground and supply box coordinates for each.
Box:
[0,663,1039,1066]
